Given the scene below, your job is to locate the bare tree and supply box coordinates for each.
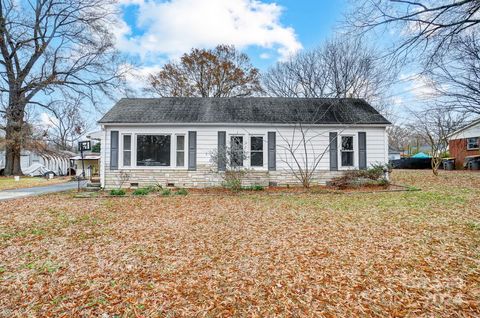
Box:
[116,171,130,189]
[263,49,329,98]
[146,45,263,97]
[276,123,336,188]
[387,124,413,152]
[0,0,125,175]
[274,100,384,188]
[426,32,480,114]
[409,106,466,175]
[346,0,480,64]
[263,37,396,116]
[45,97,86,151]
[210,142,249,191]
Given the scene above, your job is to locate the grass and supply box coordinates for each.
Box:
[132,188,150,196]
[0,170,479,317]
[109,189,126,196]
[161,188,171,196]
[0,176,69,191]
[174,188,188,196]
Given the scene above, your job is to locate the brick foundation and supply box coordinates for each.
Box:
[104,165,343,189]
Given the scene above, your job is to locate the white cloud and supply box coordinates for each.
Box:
[115,0,302,61]
[121,63,165,92]
[39,112,57,129]
[259,52,271,59]
[409,75,438,99]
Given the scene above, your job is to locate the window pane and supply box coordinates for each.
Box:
[468,137,479,149]
[123,135,131,150]
[230,136,243,167]
[250,136,263,166]
[341,152,354,166]
[177,135,185,151]
[251,152,263,166]
[123,135,131,166]
[123,151,131,166]
[251,137,263,151]
[341,136,353,151]
[176,151,184,166]
[136,135,171,166]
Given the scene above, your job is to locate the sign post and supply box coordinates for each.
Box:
[78,141,91,190]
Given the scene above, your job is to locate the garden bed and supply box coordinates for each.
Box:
[75,183,412,199]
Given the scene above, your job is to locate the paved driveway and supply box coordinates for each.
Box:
[0,181,87,201]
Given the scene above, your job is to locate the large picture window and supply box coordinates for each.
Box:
[467,137,479,150]
[230,136,244,167]
[250,136,263,167]
[123,135,131,166]
[341,136,354,167]
[136,135,171,166]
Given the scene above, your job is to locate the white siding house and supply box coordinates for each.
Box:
[98,98,390,189]
[0,149,72,176]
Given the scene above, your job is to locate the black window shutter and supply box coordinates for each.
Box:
[218,131,226,171]
[268,131,276,171]
[188,131,197,171]
[110,131,119,170]
[329,132,338,171]
[358,132,367,170]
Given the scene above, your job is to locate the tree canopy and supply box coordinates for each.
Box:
[146,45,263,97]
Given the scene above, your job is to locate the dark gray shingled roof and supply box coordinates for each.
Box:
[98,97,391,125]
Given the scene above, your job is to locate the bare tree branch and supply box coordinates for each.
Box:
[0,0,127,175]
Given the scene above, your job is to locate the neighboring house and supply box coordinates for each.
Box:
[70,153,101,178]
[70,131,102,178]
[449,118,480,168]
[388,146,401,161]
[98,98,391,189]
[0,148,73,176]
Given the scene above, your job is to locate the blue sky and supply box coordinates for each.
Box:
[244,0,348,69]
[117,0,347,71]
[108,0,424,123]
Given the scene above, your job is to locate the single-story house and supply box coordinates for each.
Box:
[449,118,480,168]
[98,97,391,189]
[70,153,101,177]
[70,131,102,178]
[0,148,73,176]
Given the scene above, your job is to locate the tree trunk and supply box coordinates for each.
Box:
[3,100,25,176]
[431,157,440,176]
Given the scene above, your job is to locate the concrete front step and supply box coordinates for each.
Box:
[85,187,101,192]
[85,183,101,192]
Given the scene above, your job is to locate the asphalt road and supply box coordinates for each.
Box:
[0,180,87,201]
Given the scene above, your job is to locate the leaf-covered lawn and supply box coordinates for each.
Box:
[0,170,479,317]
[0,176,69,191]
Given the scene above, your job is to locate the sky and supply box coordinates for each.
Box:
[115,0,347,86]
[111,0,429,121]
[41,0,426,129]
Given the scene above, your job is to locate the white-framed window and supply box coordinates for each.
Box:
[250,136,263,167]
[176,135,185,167]
[122,134,132,166]
[136,134,171,166]
[467,137,479,150]
[230,135,244,167]
[340,135,354,167]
